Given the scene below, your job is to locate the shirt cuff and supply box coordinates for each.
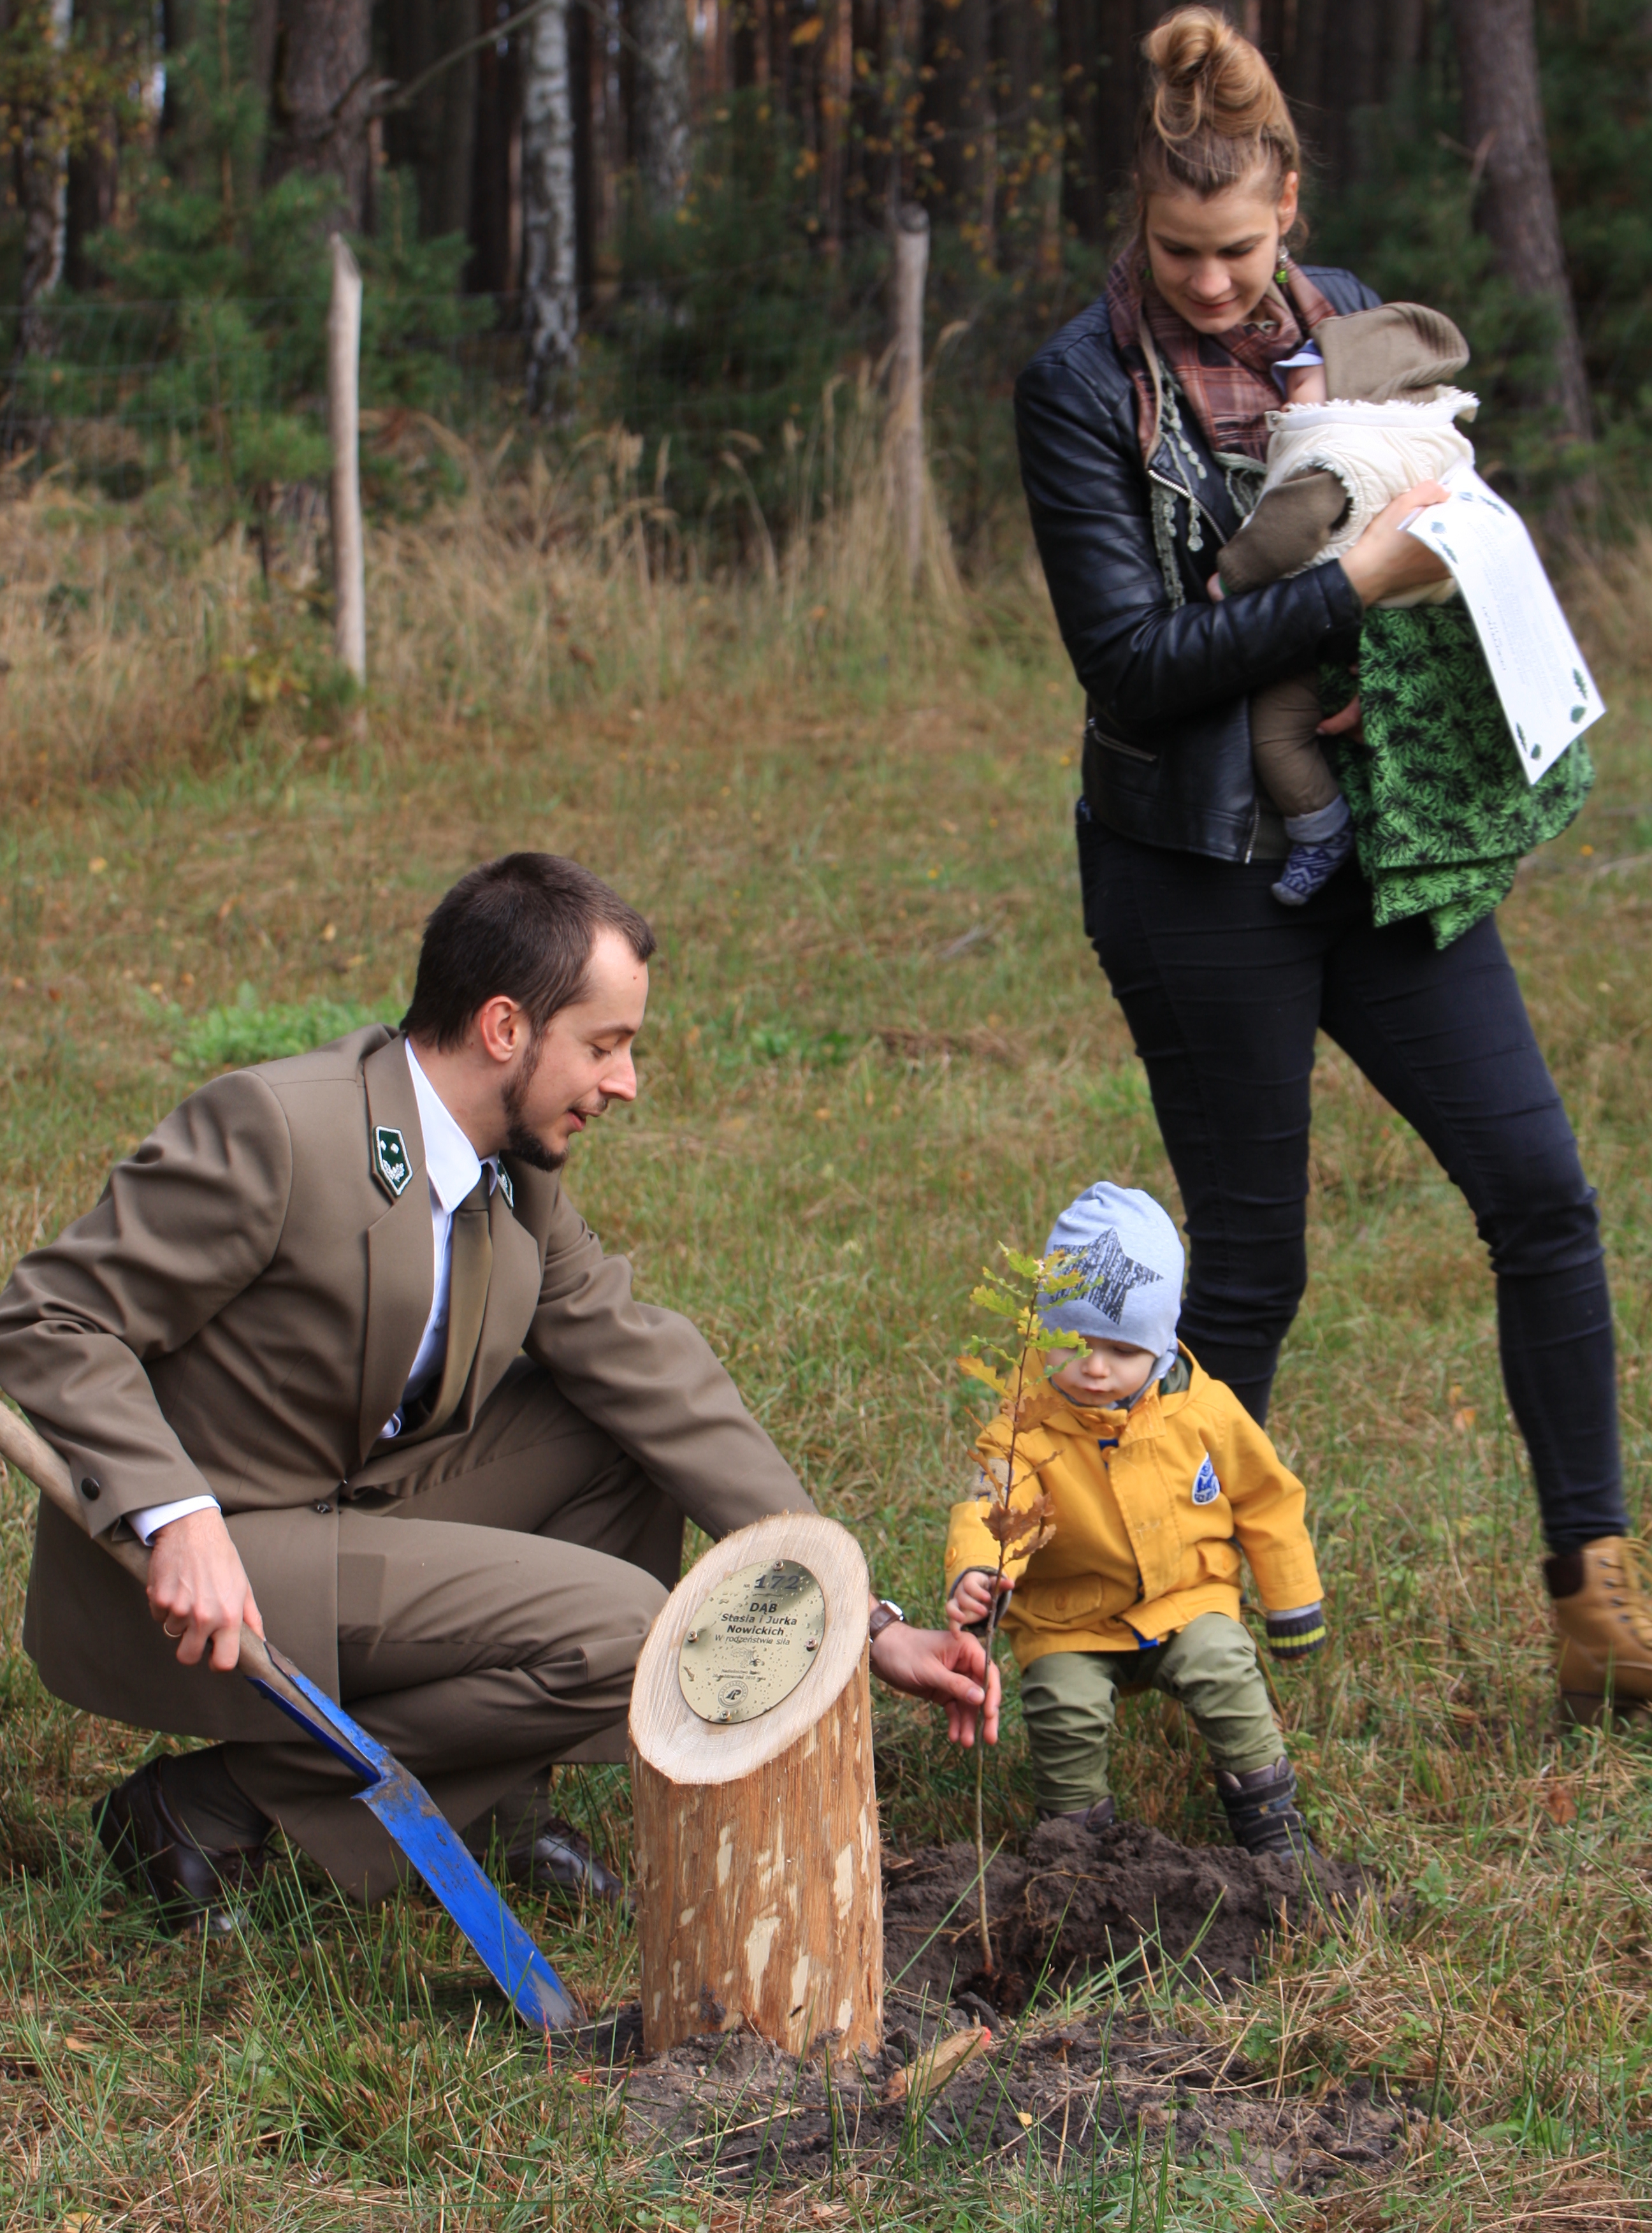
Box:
[127,1494,221,1546]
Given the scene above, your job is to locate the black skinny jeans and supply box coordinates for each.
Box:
[1076,807,1626,1554]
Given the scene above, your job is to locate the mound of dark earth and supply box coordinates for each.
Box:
[621,2009,1410,2189]
[612,1823,1393,2188]
[885,1817,1373,2008]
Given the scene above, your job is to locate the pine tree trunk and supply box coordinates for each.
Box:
[1092,0,1136,215]
[822,0,853,253]
[1452,0,1592,446]
[468,16,525,298]
[161,0,198,168]
[384,0,479,241]
[629,1513,883,2059]
[523,0,579,414]
[1055,0,1104,242]
[634,0,691,215]
[265,0,373,229]
[64,0,117,291]
[18,0,73,351]
[930,0,988,233]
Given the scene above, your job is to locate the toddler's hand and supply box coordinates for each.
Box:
[947,1569,1012,1631]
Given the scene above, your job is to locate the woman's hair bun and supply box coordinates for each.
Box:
[1136,6,1300,200]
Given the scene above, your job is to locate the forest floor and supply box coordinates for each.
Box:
[4,481,1652,2227]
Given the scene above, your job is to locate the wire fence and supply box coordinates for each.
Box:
[0,254,1083,562]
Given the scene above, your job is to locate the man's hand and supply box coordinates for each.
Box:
[869,1620,1001,1747]
[946,1569,1013,1633]
[145,1507,264,1672]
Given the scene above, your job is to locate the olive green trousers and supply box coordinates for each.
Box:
[1018,1611,1282,1816]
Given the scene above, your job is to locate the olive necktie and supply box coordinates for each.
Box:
[403,1174,493,1445]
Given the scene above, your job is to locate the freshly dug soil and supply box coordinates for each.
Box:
[620,2007,1412,2188]
[885,1817,1373,2009]
[609,1823,1393,2188]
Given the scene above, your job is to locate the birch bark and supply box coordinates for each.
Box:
[523,0,580,416]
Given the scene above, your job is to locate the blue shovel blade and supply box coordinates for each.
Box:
[248,1647,584,2033]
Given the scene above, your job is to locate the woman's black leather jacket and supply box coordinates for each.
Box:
[1015,265,1380,862]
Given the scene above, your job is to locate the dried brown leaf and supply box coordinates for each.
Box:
[881,2024,993,2104]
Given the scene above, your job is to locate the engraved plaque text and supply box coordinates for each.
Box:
[677,1559,828,1725]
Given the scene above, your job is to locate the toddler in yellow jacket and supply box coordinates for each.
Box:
[945,1182,1325,1857]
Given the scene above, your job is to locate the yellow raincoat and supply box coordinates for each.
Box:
[943,1348,1321,1668]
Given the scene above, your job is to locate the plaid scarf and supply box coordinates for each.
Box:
[1106,250,1338,466]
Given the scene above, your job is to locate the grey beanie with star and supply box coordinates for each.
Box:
[1039,1182,1184,1381]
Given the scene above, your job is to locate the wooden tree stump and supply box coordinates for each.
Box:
[629,1511,882,2058]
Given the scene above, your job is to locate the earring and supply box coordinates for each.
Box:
[1275,257,1289,284]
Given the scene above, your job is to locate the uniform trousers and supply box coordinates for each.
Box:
[214,1359,687,1902]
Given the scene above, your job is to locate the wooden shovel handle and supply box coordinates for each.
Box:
[0,1399,300,1703]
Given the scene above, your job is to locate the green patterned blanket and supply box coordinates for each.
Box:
[1322,604,1592,949]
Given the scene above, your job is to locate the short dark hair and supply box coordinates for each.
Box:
[400,854,656,1050]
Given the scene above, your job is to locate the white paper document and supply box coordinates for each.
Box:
[1403,466,1604,783]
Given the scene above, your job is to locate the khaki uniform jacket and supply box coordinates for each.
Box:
[942,1350,1321,1667]
[0,1027,808,1741]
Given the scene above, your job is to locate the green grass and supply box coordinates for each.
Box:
[4,499,1652,2224]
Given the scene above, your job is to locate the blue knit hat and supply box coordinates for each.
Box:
[1040,1182,1184,1383]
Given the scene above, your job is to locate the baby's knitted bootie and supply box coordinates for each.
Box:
[1272,797,1353,907]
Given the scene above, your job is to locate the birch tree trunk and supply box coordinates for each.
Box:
[19,0,73,353]
[634,0,690,215]
[1452,0,1593,447]
[522,0,579,416]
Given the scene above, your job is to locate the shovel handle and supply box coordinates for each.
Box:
[0,1399,308,1711]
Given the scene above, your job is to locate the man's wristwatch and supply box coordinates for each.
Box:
[868,1599,906,1643]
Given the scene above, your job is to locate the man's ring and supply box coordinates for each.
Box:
[163,1620,185,1639]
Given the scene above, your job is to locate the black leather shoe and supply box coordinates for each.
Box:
[94,1762,267,1937]
[500,1817,627,1906]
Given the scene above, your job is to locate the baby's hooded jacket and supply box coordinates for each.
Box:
[943,1348,1322,1667]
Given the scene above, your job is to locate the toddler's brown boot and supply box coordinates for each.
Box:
[1545,1538,1652,1724]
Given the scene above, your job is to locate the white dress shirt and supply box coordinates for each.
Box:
[128,1039,496,1545]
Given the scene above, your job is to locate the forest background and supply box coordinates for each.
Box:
[0,0,1643,547]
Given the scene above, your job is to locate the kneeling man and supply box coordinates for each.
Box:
[0,854,995,1930]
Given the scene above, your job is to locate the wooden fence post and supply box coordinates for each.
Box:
[327,233,366,688]
[888,203,929,589]
[630,1513,883,2059]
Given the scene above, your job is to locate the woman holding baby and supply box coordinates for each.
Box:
[1015,4,1648,1712]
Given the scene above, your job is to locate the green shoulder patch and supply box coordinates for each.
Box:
[373,1124,414,1199]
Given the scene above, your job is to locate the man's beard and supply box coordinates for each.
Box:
[504,1119,565,1174]
[500,1028,600,1173]
[500,1029,564,1172]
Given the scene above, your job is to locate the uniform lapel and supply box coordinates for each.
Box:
[356,1035,435,1465]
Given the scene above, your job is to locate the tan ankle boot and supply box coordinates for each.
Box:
[1545,1538,1652,1723]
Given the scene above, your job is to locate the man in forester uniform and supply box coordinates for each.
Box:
[0,854,997,1932]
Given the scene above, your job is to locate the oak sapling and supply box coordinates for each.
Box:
[957,1247,1086,1972]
